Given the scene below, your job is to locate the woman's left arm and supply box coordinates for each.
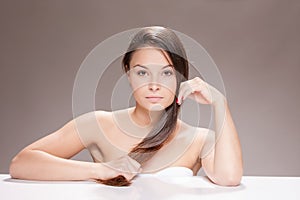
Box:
[177,77,243,186]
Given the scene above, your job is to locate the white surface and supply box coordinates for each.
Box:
[1,174,300,200]
[140,166,194,177]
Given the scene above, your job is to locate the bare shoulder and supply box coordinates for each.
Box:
[95,110,112,119]
[94,110,113,128]
[178,120,212,135]
[177,120,215,143]
[94,108,130,127]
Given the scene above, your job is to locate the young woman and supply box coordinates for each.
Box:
[9,26,243,186]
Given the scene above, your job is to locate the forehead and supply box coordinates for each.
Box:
[130,47,172,67]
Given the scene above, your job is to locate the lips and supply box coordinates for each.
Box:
[146,96,163,103]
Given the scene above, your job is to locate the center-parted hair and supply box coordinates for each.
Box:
[98,26,189,186]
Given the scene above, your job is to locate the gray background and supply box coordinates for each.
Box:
[0,0,299,176]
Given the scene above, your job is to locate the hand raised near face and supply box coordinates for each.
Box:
[177,77,225,106]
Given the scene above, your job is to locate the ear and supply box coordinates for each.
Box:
[125,64,130,76]
[126,71,130,80]
[126,68,132,86]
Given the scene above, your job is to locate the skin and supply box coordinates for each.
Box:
[9,48,243,186]
[127,47,177,126]
[177,76,243,186]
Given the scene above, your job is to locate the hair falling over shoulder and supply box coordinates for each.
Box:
[98,26,189,186]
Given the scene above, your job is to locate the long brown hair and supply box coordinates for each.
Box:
[97,26,189,186]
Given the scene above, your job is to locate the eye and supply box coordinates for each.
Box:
[137,70,148,76]
[162,69,174,76]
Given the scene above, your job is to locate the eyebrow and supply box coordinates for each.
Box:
[132,64,173,69]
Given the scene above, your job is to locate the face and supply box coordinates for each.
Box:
[127,47,177,111]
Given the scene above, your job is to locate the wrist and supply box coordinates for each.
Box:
[89,162,105,180]
[212,92,227,106]
[89,162,116,180]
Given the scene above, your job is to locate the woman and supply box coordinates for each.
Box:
[9,26,243,186]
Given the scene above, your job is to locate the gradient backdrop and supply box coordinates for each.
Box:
[0,0,299,176]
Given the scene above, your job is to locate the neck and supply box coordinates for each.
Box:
[130,104,164,127]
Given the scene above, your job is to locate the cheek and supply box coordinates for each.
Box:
[129,77,177,96]
[129,78,146,91]
[160,81,177,104]
[161,79,177,95]
[164,88,176,102]
[131,85,147,103]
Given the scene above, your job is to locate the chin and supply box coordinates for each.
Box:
[136,98,174,111]
[148,104,165,111]
[147,101,174,111]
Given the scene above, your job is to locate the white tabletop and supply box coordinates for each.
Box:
[1,174,299,200]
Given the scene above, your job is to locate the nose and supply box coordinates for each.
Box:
[148,82,160,91]
[148,74,161,91]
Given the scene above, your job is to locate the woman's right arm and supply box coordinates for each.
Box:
[11,113,144,182]
[9,118,107,181]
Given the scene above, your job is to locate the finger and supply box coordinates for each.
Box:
[116,155,141,174]
[123,173,135,182]
[126,155,141,169]
[178,82,202,104]
[122,169,139,181]
[181,86,194,102]
[177,81,191,104]
[123,155,141,171]
[105,156,129,172]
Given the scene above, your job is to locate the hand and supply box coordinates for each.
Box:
[96,155,142,182]
[177,77,225,105]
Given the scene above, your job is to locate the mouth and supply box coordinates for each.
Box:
[146,96,164,103]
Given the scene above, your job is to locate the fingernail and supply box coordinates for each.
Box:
[176,98,180,105]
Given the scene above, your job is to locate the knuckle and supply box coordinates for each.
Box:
[180,81,185,87]
[195,77,202,83]
[124,173,133,180]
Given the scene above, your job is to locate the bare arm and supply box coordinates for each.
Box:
[9,115,139,181]
[9,119,101,181]
[202,97,243,186]
[177,77,243,186]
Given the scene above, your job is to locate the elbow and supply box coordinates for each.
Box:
[9,153,26,179]
[9,155,20,179]
[212,169,243,187]
[219,174,242,186]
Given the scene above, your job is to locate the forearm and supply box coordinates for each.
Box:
[9,150,100,181]
[212,97,243,184]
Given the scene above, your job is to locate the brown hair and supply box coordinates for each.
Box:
[98,26,189,186]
